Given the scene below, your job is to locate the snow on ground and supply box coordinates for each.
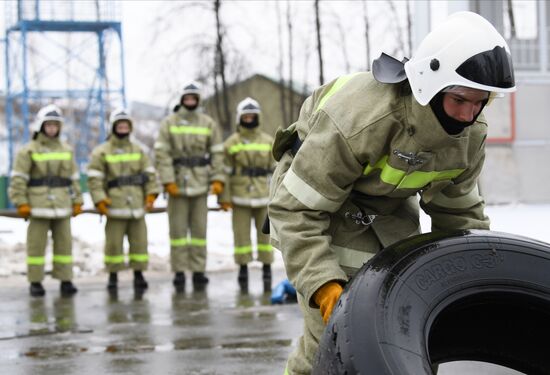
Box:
[0,193,548,278]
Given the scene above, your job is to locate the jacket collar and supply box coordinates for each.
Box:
[238,125,260,139]
[405,94,471,149]
[36,132,61,147]
[177,106,198,119]
[108,135,131,147]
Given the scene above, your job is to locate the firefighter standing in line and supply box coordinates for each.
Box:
[154,81,225,291]
[9,104,83,297]
[267,12,516,374]
[219,98,275,289]
[87,109,159,293]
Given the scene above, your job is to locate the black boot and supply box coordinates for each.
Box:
[262,264,272,291]
[107,272,118,292]
[60,281,78,297]
[30,282,45,297]
[238,264,249,292]
[173,272,185,292]
[238,264,248,284]
[133,271,148,291]
[192,272,209,285]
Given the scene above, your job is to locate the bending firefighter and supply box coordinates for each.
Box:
[9,104,83,297]
[267,12,516,374]
[219,98,275,288]
[87,109,159,293]
[154,81,225,291]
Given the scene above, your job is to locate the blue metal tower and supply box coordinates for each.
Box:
[4,0,126,171]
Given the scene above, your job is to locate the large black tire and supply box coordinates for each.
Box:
[313,230,550,375]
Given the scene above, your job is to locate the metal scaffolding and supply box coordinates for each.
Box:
[4,0,126,171]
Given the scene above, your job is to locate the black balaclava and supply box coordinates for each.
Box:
[113,122,130,139]
[429,92,488,135]
[181,94,199,111]
[240,115,259,129]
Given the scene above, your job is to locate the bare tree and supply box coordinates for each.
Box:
[287,0,295,122]
[362,0,371,71]
[387,0,406,57]
[214,0,231,137]
[507,0,516,39]
[147,1,247,128]
[406,0,412,57]
[329,9,351,74]
[315,0,324,85]
[276,1,288,126]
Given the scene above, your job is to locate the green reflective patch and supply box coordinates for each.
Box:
[364,155,464,189]
[228,143,272,155]
[105,153,142,163]
[170,238,188,247]
[129,254,149,262]
[104,255,125,264]
[27,256,45,265]
[53,255,73,264]
[190,238,207,246]
[234,245,252,254]
[315,73,361,112]
[169,126,211,135]
[31,152,71,161]
[257,244,273,252]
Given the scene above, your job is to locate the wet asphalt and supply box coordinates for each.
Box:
[0,268,523,375]
[0,267,301,375]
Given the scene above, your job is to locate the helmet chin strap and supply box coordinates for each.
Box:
[429,92,488,135]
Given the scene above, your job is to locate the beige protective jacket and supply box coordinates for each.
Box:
[220,126,275,207]
[9,133,83,218]
[154,107,224,196]
[87,136,159,219]
[268,72,490,306]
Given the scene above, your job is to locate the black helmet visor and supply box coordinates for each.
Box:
[455,46,515,89]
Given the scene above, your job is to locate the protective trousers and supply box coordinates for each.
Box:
[232,205,273,265]
[104,217,149,272]
[26,217,73,282]
[284,230,382,375]
[168,194,208,272]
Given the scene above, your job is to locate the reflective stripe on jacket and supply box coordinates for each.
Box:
[154,107,224,197]
[87,136,159,219]
[8,133,83,218]
[220,126,274,207]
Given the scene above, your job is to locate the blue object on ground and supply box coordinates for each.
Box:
[271,279,297,304]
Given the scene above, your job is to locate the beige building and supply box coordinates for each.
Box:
[202,74,308,138]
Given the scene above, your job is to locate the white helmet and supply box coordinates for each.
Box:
[31,104,64,133]
[110,108,132,126]
[236,97,261,124]
[404,11,515,106]
[181,81,202,98]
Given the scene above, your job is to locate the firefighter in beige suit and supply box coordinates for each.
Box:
[268,12,516,374]
[154,81,225,291]
[9,104,83,297]
[87,109,159,292]
[219,98,275,288]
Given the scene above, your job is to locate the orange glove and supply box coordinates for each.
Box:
[313,281,344,325]
[17,204,31,219]
[210,180,224,195]
[164,182,180,197]
[145,194,157,211]
[96,198,111,216]
[72,203,83,217]
[219,202,233,211]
